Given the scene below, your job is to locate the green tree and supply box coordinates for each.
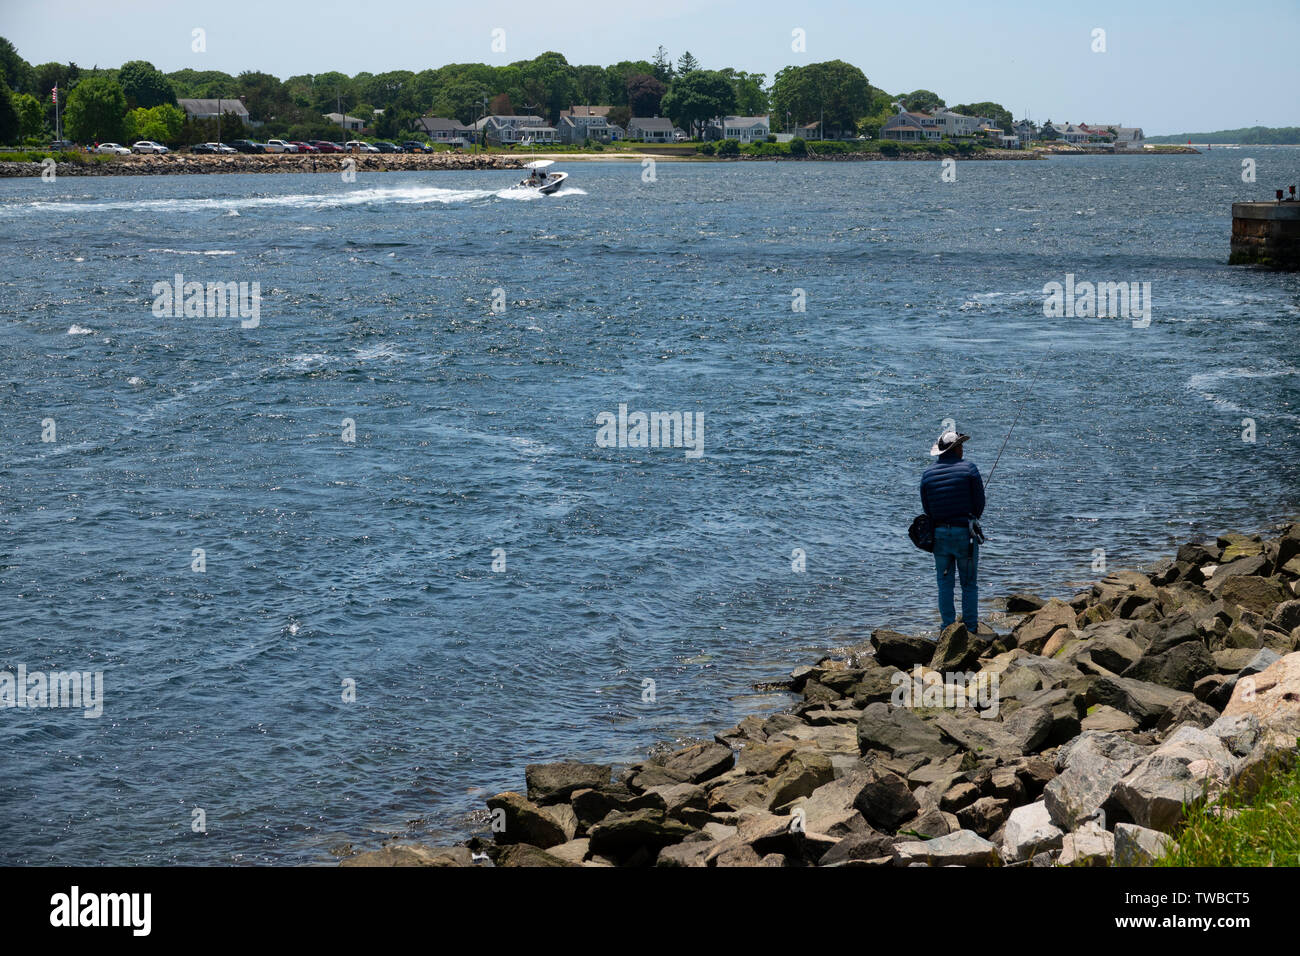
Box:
[606,105,630,130]
[166,68,236,99]
[676,51,700,74]
[660,69,736,137]
[719,69,767,115]
[125,103,185,144]
[651,45,673,83]
[900,89,945,113]
[604,60,655,105]
[13,91,44,141]
[237,70,292,123]
[572,64,606,104]
[952,101,1013,131]
[770,61,871,136]
[119,60,176,109]
[65,74,128,142]
[0,37,32,94]
[0,78,19,144]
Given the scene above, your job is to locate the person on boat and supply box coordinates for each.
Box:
[920,430,985,631]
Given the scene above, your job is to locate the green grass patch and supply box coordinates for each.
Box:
[1156,750,1300,866]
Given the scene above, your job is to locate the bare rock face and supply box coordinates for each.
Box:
[1112,724,1237,832]
[1001,801,1064,863]
[892,829,1001,867]
[340,845,475,867]
[1222,651,1300,795]
[1042,732,1149,831]
[1058,821,1114,867]
[485,791,570,847]
[525,762,612,804]
[1114,823,1174,866]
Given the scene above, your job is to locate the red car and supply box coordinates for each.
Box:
[311,141,344,153]
[290,141,318,152]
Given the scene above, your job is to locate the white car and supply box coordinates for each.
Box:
[132,140,169,154]
[264,139,299,153]
[345,140,379,153]
[94,143,131,155]
[211,143,237,154]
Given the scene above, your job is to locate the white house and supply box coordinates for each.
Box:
[324,112,366,132]
[474,115,558,146]
[558,112,617,144]
[627,116,675,142]
[929,108,980,138]
[709,115,771,143]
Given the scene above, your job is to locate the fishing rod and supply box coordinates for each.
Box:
[983,347,1053,494]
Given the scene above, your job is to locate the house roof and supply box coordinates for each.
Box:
[721,115,769,126]
[884,113,925,129]
[562,105,611,118]
[629,116,674,131]
[416,116,472,132]
[178,98,249,116]
[475,114,547,129]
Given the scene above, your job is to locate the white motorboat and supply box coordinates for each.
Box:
[511,159,568,195]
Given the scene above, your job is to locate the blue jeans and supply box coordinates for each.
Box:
[933,524,978,629]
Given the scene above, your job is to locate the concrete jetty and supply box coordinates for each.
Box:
[1231,191,1300,269]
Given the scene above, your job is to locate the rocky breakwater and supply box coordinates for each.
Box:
[0,152,525,177]
[343,524,1300,867]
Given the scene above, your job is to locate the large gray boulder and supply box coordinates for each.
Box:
[1001,800,1064,863]
[892,829,1001,867]
[871,629,935,669]
[1090,674,1194,729]
[1058,821,1114,867]
[1122,641,1216,692]
[1114,823,1174,866]
[857,702,957,760]
[1042,732,1149,831]
[1112,725,1237,832]
[525,761,612,804]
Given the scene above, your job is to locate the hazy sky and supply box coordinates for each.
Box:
[4,0,1297,134]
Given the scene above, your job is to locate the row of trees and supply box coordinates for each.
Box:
[0,35,1016,147]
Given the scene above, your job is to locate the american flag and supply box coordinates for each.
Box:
[52,84,58,104]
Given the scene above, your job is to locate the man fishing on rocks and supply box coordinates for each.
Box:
[921,430,986,631]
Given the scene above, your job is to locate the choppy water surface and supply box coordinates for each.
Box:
[1,151,1298,863]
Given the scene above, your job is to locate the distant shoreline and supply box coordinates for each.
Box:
[0,144,1202,178]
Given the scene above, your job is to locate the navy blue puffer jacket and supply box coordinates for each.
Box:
[921,456,986,523]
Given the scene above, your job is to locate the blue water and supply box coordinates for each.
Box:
[2,151,1299,864]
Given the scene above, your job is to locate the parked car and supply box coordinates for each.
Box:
[264,139,299,153]
[94,142,131,155]
[228,140,266,154]
[344,140,380,153]
[310,141,344,153]
[289,141,318,152]
[370,141,401,153]
[132,141,169,154]
[48,139,76,151]
[400,141,430,153]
